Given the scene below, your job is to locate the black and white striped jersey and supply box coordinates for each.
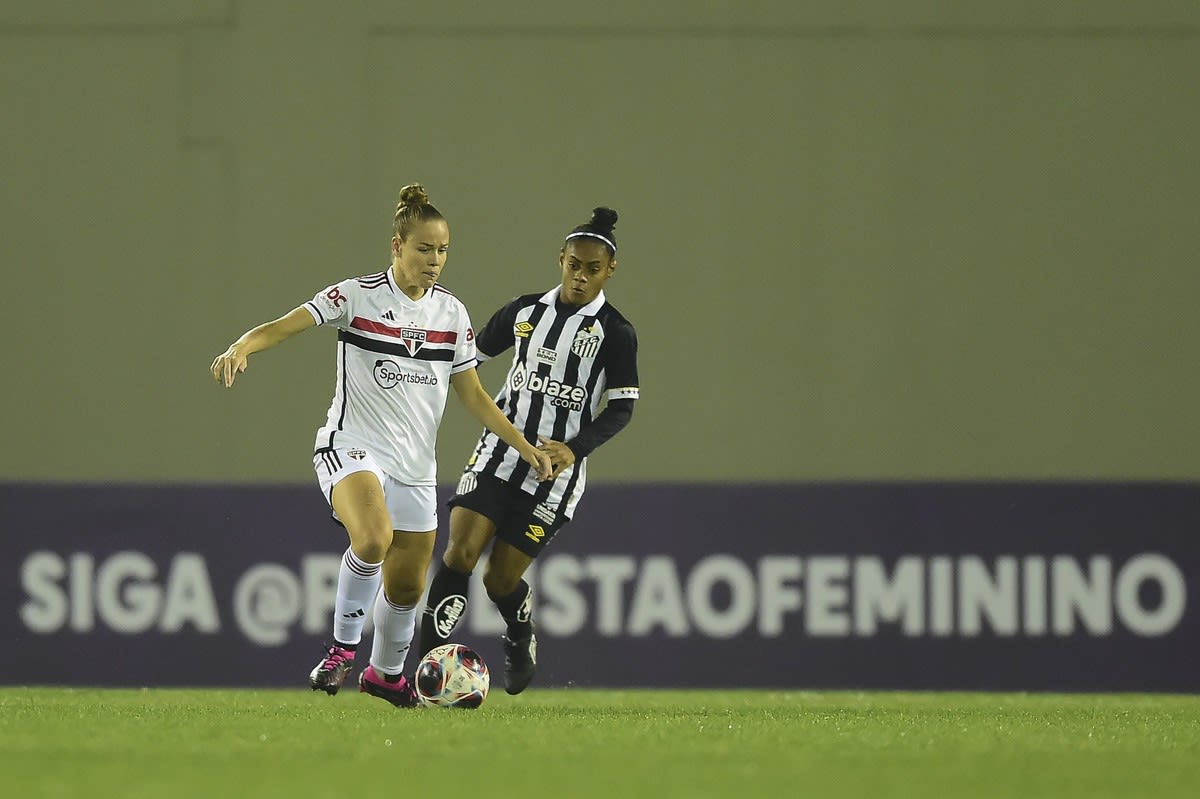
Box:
[462,287,639,517]
[302,267,478,485]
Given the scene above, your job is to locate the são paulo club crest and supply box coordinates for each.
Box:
[401,327,427,356]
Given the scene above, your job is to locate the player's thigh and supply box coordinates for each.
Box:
[443,506,499,572]
[483,540,536,599]
[381,530,436,605]
[329,471,392,556]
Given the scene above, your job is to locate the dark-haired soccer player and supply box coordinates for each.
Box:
[419,206,640,693]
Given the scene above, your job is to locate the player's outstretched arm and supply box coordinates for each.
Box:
[450,368,553,481]
[210,307,316,388]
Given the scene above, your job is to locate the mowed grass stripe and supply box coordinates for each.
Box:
[1,688,1197,798]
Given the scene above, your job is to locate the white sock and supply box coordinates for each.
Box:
[332,548,382,646]
[370,589,417,677]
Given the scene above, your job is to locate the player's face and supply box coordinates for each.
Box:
[391,218,450,299]
[559,239,615,306]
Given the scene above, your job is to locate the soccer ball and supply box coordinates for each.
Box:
[415,643,490,708]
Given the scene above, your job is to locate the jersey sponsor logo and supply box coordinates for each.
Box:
[319,286,348,317]
[456,471,478,496]
[571,325,602,358]
[508,363,588,411]
[373,359,439,389]
[432,594,467,638]
[532,502,557,525]
[524,524,546,544]
[381,309,395,321]
[401,327,427,355]
[535,347,558,365]
[514,321,534,338]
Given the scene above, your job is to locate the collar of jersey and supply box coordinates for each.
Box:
[539,286,605,315]
[388,266,434,306]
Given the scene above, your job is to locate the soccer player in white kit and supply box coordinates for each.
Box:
[211,184,551,707]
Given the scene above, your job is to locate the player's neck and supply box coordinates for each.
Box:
[390,265,428,301]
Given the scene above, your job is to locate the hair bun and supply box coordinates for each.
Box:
[397,183,431,208]
[590,207,618,230]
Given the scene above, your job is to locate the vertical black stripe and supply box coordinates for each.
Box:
[533,313,597,506]
[482,304,549,476]
[335,340,349,432]
[510,305,569,486]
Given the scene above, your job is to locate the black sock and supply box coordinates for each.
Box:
[494,580,533,640]
[419,562,471,657]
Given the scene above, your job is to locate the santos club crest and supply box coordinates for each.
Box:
[571,325,601,358]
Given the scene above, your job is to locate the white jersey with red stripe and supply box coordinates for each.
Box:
[301,266,477,485]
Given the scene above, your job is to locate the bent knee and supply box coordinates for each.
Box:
[348,526,392,563]
[443,539,483,574]
[382,579,424,607]
[482,568,521,601]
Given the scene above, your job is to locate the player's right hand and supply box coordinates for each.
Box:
[210,345,248,388]
[524,447,554,482]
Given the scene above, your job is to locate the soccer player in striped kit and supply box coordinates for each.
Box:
[418,206,640,693]
[210,185,551,707]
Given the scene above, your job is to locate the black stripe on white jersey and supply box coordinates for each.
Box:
[513,307,571,485]
[331,339,349,446]
[531,311,598,509]
[305,300,328,324]
[357,272,389,289]
[481,302,550,476]
[337,329,454,362]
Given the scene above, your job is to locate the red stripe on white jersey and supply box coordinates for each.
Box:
[350,317,459,343]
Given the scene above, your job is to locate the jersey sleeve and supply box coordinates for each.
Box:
[603,321,640,401]
[475,297,524,362]
[450,302,479,375]
[303,279,355,327]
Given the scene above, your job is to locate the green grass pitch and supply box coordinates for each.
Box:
[1,687,1197,798]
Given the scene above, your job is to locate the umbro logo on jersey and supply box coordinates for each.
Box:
[524,524,546,544]
[514,321,535,338]
[381,309,396,321]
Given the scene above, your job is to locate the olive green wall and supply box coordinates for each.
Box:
[3,2,1198,483]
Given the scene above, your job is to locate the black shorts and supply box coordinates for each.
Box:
[447,471,569,558]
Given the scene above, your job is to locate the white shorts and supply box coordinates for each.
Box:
[313,445,437,532]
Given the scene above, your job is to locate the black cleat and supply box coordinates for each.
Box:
[309,643,356,695]
[501,626,537,695]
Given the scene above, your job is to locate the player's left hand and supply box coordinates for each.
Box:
[537,436,576,481]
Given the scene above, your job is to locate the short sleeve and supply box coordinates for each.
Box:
[450,303,479,374]
[475,296,524,361]
[604,322,640,401]
[303,280,354,327]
